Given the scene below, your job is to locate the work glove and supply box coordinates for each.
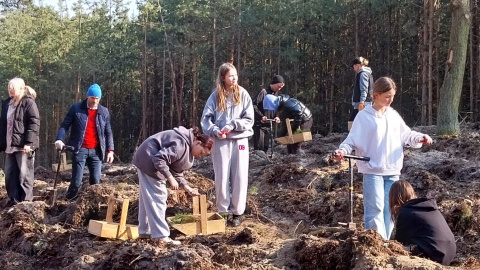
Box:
[215,129,226,139]
[221,124,234,135]
[416,134,433,144]
[54,140,65,150]
[23,145,31,153]
[358,102,364,110]
[106,151,114,163]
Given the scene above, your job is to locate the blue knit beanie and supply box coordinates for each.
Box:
[263,94,279,110]
[86,83,102,98]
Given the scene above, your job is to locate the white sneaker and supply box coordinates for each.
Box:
[158,237,181,246]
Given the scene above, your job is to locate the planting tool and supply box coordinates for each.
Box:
[337,153,370,229]
[265,118,277,158]
[48,145,74,206]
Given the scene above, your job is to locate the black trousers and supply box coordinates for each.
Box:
[349,108,359,121]
[253,124,272,153]
[4,151,35,202]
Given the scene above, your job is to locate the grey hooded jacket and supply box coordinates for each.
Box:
[201,87,254,139]
[132,126,194,186]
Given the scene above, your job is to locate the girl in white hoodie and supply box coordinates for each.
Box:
[333,77,433,240]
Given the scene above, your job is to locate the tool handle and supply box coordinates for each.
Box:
[62,145,75,152]
[343,154,370,161]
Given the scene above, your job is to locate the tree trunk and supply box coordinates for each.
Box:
[437,0,471,135]
[329,50,335,134]
[141,15,148,140]
[421,0,429,125]
[191,57,198,126]
[427,0,434,125]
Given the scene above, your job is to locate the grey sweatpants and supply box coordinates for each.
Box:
[211,137,249,215]
[137,169,169,238]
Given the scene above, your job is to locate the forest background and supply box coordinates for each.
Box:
[0,0,478,168]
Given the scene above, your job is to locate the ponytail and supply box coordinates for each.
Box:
[25,86,37,99]
[191,126,213,150]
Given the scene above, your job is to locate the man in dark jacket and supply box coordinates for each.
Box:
[263,94,312,154]
[55,83,114,199]
[251,75,284,152]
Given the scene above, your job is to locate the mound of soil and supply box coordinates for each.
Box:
[1,124,480,269]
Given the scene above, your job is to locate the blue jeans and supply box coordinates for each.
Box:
[66,147,102,199]
[362,174,398,240]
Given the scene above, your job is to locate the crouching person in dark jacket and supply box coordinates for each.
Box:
[132,126,213,245]
[0,78,40,205]
[263,94,312,154]
[389,180,456,265]
[54,83,114,200]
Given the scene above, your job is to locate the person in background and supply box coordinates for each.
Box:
[55,83,114,200]
[332,77,433,240]
[252,75,284,152]
[349,56,373,130]
[132,126,212,245]
[0,78,40,206]
[263,94,312,154]
[201,62,254,227]
[389,180,456,265]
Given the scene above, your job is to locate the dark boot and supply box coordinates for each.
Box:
[65,189,78,200]
[230,215,242,227]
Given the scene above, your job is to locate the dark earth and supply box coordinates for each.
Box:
[1,123,480,269]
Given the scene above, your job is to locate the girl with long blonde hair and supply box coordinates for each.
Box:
[201,63,254,227]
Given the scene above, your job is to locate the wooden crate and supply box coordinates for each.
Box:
[274,118,312,145]
[88,196,139,240]
[167,195,225,236]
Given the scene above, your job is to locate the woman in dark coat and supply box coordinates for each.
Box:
[0,78,40,205]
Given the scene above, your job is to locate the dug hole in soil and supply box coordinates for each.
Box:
[1,124,480,269]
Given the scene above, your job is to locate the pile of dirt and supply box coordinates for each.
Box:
[1,124,480,269]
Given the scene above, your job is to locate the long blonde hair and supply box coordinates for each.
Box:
[388,180,417,221]
[8,78,37,105]
[215,63,240,111]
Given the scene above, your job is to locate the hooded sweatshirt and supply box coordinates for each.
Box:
[132,126,194,186]
[352,66,373,104]
[201,87,254,139]
[339,106,424,175]
[394,198,456,265]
